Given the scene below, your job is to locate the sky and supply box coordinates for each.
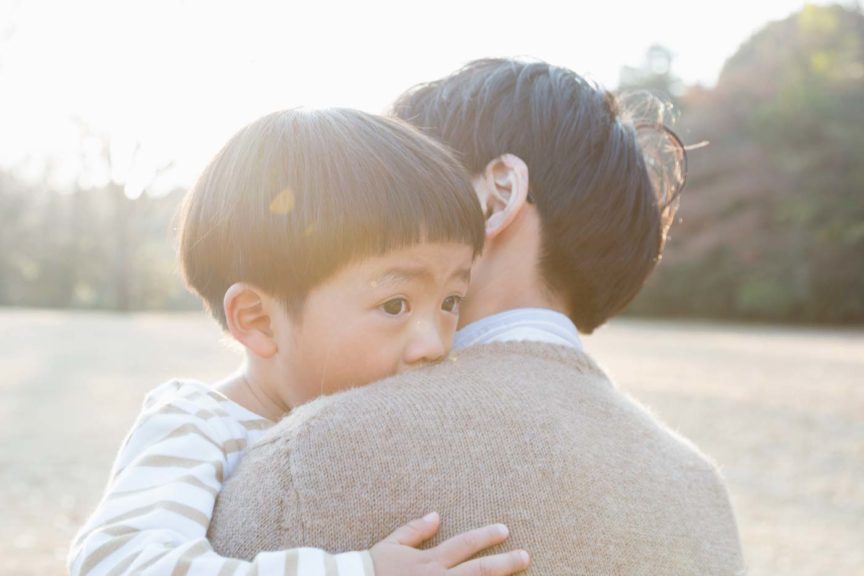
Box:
[0,0,850,193]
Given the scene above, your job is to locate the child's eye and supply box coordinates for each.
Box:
[441,295,463,314]
[380,298,410,316]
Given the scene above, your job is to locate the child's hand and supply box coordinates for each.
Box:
[370,512,530,576]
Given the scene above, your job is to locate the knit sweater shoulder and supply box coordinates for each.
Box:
[209,342,746,575]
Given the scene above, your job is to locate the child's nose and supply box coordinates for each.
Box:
[403,320,447,368]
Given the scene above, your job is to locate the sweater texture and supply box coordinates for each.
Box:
[209,342,746,575]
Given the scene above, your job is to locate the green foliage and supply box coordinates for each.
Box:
[629,3,864,325]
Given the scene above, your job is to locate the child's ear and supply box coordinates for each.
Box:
[479,153,531,240]
[223,283,278,358]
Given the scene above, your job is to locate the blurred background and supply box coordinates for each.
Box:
[1,1,862,575]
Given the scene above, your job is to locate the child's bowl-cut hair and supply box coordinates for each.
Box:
[178,108,485,329]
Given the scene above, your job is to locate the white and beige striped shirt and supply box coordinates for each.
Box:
[68,380,374,576]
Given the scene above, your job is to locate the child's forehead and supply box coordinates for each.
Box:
[339,242,474,286]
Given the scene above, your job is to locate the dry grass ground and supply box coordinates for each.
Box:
[1,309,861,575]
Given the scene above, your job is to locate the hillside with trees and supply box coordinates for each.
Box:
[629,3,864,324]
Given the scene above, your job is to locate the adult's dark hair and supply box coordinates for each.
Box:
[391,58,686,334]
[178,108,485,329]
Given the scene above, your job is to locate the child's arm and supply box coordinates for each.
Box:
[68,392,360,575]
[69,386,529,576]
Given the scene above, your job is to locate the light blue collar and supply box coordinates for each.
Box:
[453,308,582,351]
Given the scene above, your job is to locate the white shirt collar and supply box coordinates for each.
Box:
[453,308,583,351]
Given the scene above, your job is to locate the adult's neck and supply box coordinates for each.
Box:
[458,208,569,328]
[458,272,568,327]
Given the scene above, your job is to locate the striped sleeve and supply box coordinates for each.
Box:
[68,385,374,576]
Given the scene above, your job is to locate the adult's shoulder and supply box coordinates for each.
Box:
[328,340,610,406]
[256,341,609,444]
[211,340,744,572]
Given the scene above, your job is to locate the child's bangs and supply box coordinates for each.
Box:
[179,108,484,325]
[271,110,484,288]
[240,109,484,309]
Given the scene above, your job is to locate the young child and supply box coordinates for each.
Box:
[68,109,531,576]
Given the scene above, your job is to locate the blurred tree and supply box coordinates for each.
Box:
[0,142,193,312]
[619,44,686,107]
[72,128,179,311]
[0,171,32,302]
[630,2,864,324]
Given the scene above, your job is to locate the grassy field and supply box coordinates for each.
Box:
[1,309,861,575]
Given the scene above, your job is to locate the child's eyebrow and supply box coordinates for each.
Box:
[373,266,471,287]
[450,267,472,284]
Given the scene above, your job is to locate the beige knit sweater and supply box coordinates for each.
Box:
[209,342,746,575]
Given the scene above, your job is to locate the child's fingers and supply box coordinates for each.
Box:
[430,523,510,567]
[380,512,441,547]
[448,550,530,576]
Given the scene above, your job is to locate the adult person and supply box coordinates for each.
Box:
[208,59,746,575]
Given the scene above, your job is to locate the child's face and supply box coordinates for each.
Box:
[273,241,474,408]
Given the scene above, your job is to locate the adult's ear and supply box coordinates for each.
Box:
[478,154,530,240]
[223,283,278,358]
